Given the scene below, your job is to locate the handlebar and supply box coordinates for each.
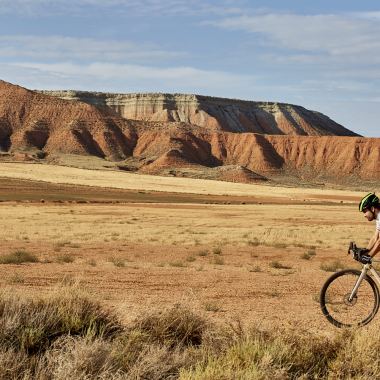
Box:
[348,241,372,264]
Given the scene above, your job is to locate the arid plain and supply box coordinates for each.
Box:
[0,162,377,335]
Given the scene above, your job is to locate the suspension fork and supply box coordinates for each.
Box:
[349,264,371,302]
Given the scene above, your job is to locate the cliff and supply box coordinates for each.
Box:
[40,91,359,137]
[1,80,378,183]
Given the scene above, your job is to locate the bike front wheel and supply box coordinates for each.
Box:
[320,269,380,328]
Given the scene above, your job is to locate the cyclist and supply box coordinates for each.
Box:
[359,192,380,259]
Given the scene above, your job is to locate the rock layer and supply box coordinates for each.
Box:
[40,91,358,136]
[1,80,379,182]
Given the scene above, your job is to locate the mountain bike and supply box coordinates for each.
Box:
[320,242,380,328]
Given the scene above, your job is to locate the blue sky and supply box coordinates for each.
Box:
[0,0,379,137]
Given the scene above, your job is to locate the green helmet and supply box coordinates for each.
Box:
[359,193,379,212]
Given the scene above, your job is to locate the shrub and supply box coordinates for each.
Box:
[204,303,221,312]
[87,259,97,267]
[57,253,75,264]
[0,250,38,264]
[0,286,121,354]
[132,305,208,348]
[269,261,292,270]
[320,260,346,272]
[213,257,224,265]
[169,261,186,268]
[272,242,288,249]
[212,247,222,255]
[248,265,262,273]
[301,249,317,260]
[197,250,209,257]
[108,257,125,267]
[247,238,260,247]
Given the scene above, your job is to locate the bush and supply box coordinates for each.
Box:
[212,247,222,255]
[57,253,75,264]
[132,305,208,348]
[0,250,38,264]
[269,261,292,270]
[0,286,121,354]
[320,260,346,272]
[108,257,125,267]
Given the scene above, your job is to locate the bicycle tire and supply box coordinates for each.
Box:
[320,269,380,328]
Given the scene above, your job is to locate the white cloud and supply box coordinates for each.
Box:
[0,35,184,62]
[4,61,255,95]
[0,0,243,16]
[210,12,380,63]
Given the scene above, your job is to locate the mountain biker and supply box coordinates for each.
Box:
[359,193,380,259]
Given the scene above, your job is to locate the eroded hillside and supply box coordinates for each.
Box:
[40,90,358,136]
[1,80,378,184]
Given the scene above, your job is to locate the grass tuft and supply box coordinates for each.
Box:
[0,285,121,354]
[132,305,208,348]
[320,260,346,272]
[212,247,222,255]
[57,253,75,264]
[269,261,292,270]
[0,250,38,265]
[169,261,186,268]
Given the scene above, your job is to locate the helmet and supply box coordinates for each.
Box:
[359,193,379,212]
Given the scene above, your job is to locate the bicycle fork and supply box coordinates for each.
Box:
[349,264,379,302]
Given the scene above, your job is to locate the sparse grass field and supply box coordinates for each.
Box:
[0,195,372,332]
[0,162,378,377]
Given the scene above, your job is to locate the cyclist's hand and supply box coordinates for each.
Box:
[358,254,372,264]
[353,247,371,264]
[357,248,369,255]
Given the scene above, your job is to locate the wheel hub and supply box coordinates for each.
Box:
[343,293,357,306]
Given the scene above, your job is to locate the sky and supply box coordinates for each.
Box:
[0,0,379,137]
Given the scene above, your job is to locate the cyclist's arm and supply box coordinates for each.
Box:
[367,230,378,250]
[368,230,380,257]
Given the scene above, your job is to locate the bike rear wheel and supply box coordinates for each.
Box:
[320,269,380,327]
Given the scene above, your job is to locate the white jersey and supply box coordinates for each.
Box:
[377,212,380,231]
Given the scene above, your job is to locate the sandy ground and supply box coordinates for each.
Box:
[0,163,378,334]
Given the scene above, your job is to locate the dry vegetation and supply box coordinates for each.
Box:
[1,284,380,379]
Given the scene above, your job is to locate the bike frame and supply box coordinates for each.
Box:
[349,264,380,302]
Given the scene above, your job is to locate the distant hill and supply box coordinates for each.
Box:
[40,90,359,136]
[1,80,379,183]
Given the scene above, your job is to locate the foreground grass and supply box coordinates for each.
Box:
[1,285,380,379]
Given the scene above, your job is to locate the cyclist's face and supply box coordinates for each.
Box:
[363,208,375,221]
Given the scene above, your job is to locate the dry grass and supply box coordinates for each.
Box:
[0,285,121,354]
[320,260,347,272]
[301,248,317,260]
[2,285,380,379]
[269,261,292,270]
[0,250,38,264]
[108,257,126,268]
[56,253,75,264]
